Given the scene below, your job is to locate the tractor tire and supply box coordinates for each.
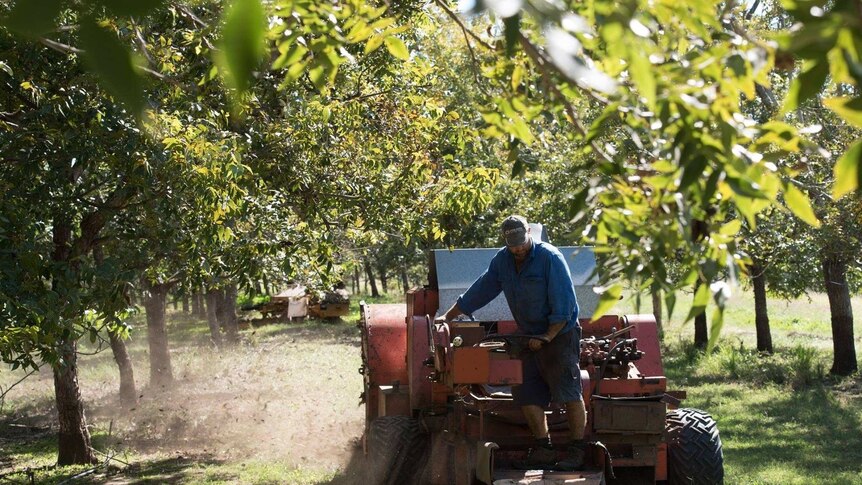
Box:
[666,408,724,485]
[366,416,429,485]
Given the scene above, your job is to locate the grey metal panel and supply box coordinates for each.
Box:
[434,246,599,320]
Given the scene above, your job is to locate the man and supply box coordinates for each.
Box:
[437,215,586,470]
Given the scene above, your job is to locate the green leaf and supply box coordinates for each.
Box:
[685,283,709,323]
[823,96,862,128]
[503,15,520,57]
[628,47,656,107]
[783,182,820,227]
[3,0,63,37]
[718,219,742,236]
[365,34,385,54]
[833,137,862,198]
[589,284,623,321]
[782,60,829,114]
[664,291,676,323]
[508,140,523,177]
[218,0,266,94]
[95,0,165,17]
[308,63,328,91]
[272,43,308,70]
[679,156,709,191]
[706,306,724,353]
[383,36,409,61]
[79,19,144,116]
[586,103,619,143]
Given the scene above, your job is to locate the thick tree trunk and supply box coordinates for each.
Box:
[751,262,773,354]
[144,281,174,387]
[205,288,223,347]
[401,266,409,292]
[54,339,97,465]
[650,284,663,336]
[364,261,379,297]
[51,221,96,465]
[182,295,190,314]
[109,332,137,406]
[222,284,240,344]
[822,258,858,375]
[693,280,708,349]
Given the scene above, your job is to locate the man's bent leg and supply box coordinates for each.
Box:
[557,399,587,470]
[521,404,549,439]
[566,398,586,441]
[517,404,556,469]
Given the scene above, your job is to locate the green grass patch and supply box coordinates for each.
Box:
[663,339,862,485]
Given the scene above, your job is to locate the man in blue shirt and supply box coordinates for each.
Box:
[437,215,586,470]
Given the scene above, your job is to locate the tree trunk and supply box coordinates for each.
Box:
[53,340,97,465]
[691,218,710,349]
[650,283,663,337]
[353,266,360,294]
[93,243,137,404]
[822,258,858,375]
[693,280,708,349]
[191,292,202,317]
[205,288,223,347]
[751,262,773,354]
[144,281,174,388]
[401,266,409,292]
[51,220,96,465]
[379,266,388,294]
[222,284,240,344]
[365,260,379,297]
[182,295,190,314]
[171,297,178,310]
[197,293,207,318]
[109,332,137,406]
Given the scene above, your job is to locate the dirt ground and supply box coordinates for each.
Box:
[0,321,366,480]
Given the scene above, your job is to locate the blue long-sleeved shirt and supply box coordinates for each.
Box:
[456,241,580,336]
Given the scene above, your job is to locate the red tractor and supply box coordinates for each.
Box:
[359,247,723,484]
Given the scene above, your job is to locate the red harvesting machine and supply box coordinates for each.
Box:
[359,248,723,485]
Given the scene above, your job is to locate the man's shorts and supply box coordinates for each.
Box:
[511,326,582,407]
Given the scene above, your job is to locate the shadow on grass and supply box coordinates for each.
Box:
[722,386,862,481]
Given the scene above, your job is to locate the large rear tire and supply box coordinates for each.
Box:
[366,416,428,485]
[666,408,724,485]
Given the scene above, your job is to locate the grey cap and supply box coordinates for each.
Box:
[501,215,530,247]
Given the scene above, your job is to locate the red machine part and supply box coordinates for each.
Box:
[360,303,409,422]
[582,314,664,377]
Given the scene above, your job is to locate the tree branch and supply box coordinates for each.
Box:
[518,35,616,166]
[432,0,495,51]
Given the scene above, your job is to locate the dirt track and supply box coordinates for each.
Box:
[1,321,366,479]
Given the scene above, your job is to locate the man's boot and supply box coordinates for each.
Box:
[555,440,586,471]
[515,439,556,470]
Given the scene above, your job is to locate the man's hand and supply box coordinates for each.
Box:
[436,303,463,324]
[528,322,566,351]
[528,335,552,351]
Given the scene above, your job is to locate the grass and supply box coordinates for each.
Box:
[1,290,861,484]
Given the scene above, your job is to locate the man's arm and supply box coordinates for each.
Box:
[529,250,578,351]
[437,253,504,322]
